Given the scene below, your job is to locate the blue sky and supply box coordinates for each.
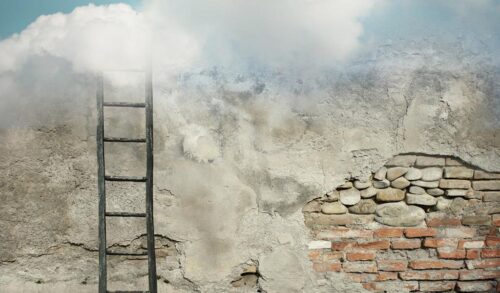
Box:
[0,0,141,39]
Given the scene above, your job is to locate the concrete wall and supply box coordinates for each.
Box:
[0,43,499,292]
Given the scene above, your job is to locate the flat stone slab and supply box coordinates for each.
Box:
[421,167,443,181]
[354,180,371,190]
[375,202,426,227]
[405,168,422,180]
[415,156,445,167]
[474,171,500,180]
[439,179,471,189]
[409,186,426,195]
[321,202,347,214]
[411,180,440,188]
[377,188,405,202]
[472,180,500,191]
[427,188,445,196]
[444,167,473,179]
[406,193,437,206]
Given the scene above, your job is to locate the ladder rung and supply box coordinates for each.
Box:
[105,176,147,182]
[104,137,146,143]
[107,291,149,293]
[103,102,145,108]
[106,212,146,217]
[106,250,148,256]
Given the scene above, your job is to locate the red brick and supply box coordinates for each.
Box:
[346,252,375,261]
[317,228,373,239]
[404,228,437,238]
[331,241,355,250]
[493,214,500,226]
[362,281,419,292]
[485,236,500,247]
[457,240,485,249]
[308,250,321,261]
[377,260,408,272]
[409,259,464,269]
[322,251,343,261]
[437,227,475,238]
[400,270,459,280]
[466,249,480,259]
[459,269,500,280]
[466,258,500,269]
[419,281,456,292]
[423,238,458,248]
[346,273,377,283]
[375,272,398,281]
[481,249,500,258]
[312,262,341,272]
[343,261,377,273]
[374,228,403,238]
[426,217,461,227]
[456,281,493,292]
[437,248,466,259]
[391,239,421,249]
[354,240,390,250]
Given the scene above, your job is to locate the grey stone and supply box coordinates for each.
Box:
[465,189,482,199]
[321,202,347,214]
[445,158,463,166]
[406,193,437,206]
[375,202,426,227]
[435,197,452,211]
[386,167,409,181]
[337,181,353,190]
[472,180,500,191]
[421,167,443,181]
[374,167,387,181]
[408,186,426,195]
[474,171,500,180]
[404,168,422,180]
[373,179,390,189]
[415,156,445,167]
[449,198,468,215]
[353,180,371,190]
[483,192,500,202]
[376,188,405,202]
[386,155,416,167]
[391,177,411,189]
[302,200,322,212]
[348,199,377,214]
[411,180,440,188]
[444,167,473,179]
[339,188,361,206]
[446,189,468,197]
[360,187,378,198]
[440,179,471,189]
[325,190,339,201]
[427,188,445,196]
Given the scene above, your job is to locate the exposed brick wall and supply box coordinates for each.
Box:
[304,155,500,292]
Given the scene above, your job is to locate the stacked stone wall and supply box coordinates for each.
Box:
[304,154,500,292]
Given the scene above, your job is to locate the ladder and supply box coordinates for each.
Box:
[96,69,157,293]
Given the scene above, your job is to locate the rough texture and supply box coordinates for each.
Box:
[1,39,499,292]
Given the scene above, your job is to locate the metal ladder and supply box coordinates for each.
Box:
[96,69,157,293]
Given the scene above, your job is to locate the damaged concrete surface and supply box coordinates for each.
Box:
[0,41,499,292]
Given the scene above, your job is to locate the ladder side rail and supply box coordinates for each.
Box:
[145,67,158,293]
[97,72,107,293]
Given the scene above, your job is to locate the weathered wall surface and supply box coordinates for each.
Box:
[0,43,499,292]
